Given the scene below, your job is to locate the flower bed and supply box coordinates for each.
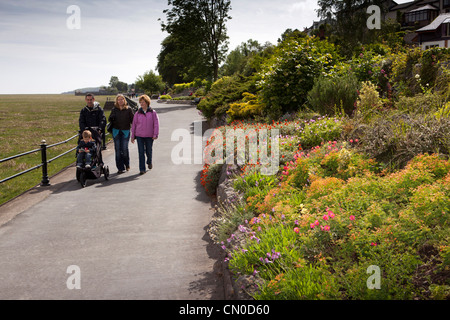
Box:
[204,119,449,300]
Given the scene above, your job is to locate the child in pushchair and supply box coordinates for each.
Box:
[77,130,96,169]
[76,127,109,187]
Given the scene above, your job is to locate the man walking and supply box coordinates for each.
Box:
[79,93,107,149]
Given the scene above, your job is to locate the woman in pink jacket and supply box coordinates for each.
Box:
[131,95,160,175]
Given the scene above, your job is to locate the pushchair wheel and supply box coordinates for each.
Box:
[79,171,87,188]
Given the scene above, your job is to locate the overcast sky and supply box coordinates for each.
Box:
[0,0,410,94]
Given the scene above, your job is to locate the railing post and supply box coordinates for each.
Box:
[40,140,50,186]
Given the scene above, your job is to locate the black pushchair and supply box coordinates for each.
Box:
[76,127,110,188]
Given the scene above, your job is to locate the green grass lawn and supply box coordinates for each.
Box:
[0,94,114,205]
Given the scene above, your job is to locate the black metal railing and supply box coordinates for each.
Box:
[0,134,79,186]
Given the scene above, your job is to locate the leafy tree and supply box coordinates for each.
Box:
[159,0,231,82]
[109,76,119,88]
[316,0,387,57]
[220,39,264,77]
[258,36,340,119]
[135,70,165,96]
[109,76,128,93]
[157,34,208,85]
[277,28,306,44]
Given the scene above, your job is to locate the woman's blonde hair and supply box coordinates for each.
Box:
[138,94,151,107]
[114,94,128,110]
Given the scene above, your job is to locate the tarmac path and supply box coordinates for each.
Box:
[0,102,224,300]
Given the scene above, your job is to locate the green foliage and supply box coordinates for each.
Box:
[227,92,265,121]
[258,36,340,119]
[355,81,383,120]
[109,76,128,92]
[197,75,257,120]
[219,39,271,77]
[395,92,444,115]
[159,94,172,100]
[391,47,450,97]
[307,73,360,116]
[159,0,231,82]
[233,169,277,201]
[298,117,343,149]
[226,147,449,299]
[348,48,385,84]
[135,70,165,95]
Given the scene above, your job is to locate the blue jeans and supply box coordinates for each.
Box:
[113,130,130,171]
[136,137,154,172]
[77,152,92,166]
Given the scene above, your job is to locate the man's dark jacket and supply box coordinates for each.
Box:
[79,102,106,132]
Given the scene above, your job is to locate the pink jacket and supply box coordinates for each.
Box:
[131,108,160,139]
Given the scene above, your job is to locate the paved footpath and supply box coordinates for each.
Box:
[0,102,224,300]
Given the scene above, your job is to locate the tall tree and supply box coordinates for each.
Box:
[159,0,231,82]
[316,0,387,56]
[136,70,166,95]
[220,39,264,76]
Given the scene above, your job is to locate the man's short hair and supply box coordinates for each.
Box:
[85,93,95,99]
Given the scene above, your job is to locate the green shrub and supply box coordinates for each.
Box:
[227,92,265,121]
[355,81,383,120]
[395,92,444,115]
[197,75,257,120]
[224,134,449,299]
[307,73,360,116]
[159,94,172,100]
[258,36,340,119]
[233,169,277,201]
[348,48,384,85]
[172,96,195,100]
[254,260,341,300]
[299,117,343,149]
[390,47,450,97]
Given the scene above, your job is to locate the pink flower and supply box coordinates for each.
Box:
[310,223,315,229]
[371,242,377,246]
[350,139,354,143]
[326,208,335,218]
[314,220,319,226]
[323,214,329,221]
[349,215,355,221]
[321,225,330,232]
[294,227,300,234]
